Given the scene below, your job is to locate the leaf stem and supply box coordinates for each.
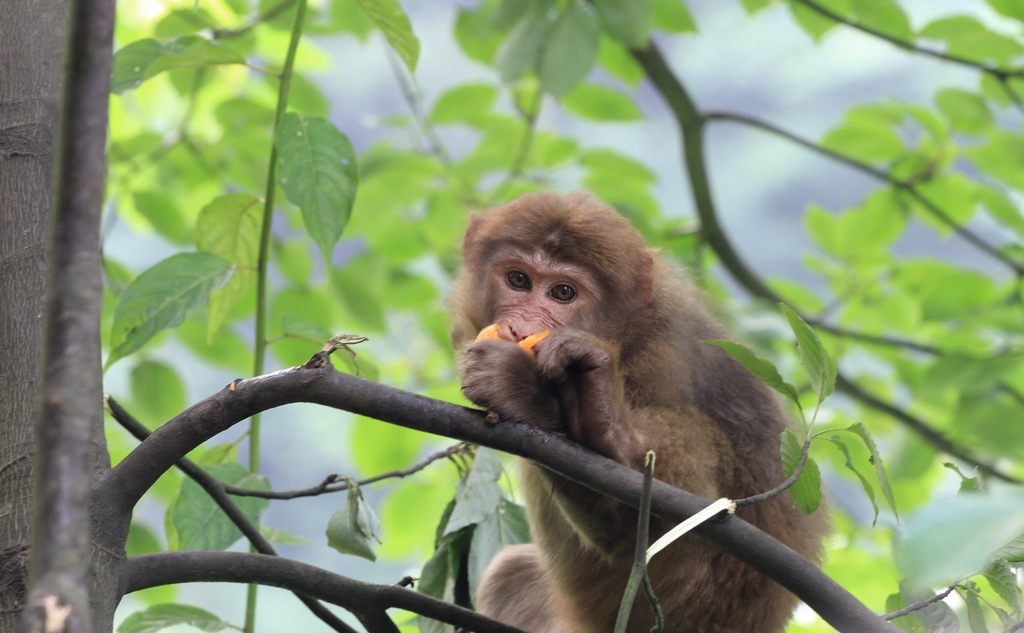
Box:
[247,0,308,629]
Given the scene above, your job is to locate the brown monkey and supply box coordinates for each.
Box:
[450,192,826,633]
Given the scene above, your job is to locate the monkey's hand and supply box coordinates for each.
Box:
[460,339,562,431]
[534,328,642,469]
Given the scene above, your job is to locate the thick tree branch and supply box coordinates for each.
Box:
[125,552,525,633]
[630,46,783,305]
[632,43,1019,484]
[26,0,115,626]
[105,397,359,633]
[99,362,896,632]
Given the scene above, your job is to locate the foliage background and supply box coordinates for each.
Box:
[102,0,1024,631]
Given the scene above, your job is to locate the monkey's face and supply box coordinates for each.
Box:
[482,247,602,342]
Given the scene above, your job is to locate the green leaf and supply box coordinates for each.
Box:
[652,0,696,33]
[259,526,314,546]
[821,113,903,163]
[966,132,1024,192]
[596,36,645,86]
[495,3,550,82]
[741,0,771,13]
[107,252,233,368]
[117,604,229,633]
[780,304,835,402]
[964,581,987,633]
[996,533,1024,563]
[154,9,218,38]
[978,187,1024,238]
[895,491,1024,588]
[468,499,531,597]
[593,0,652,47]
[431,84,498,124]
[111,36,245,94]
[984,559,1022,611]
[539,1,600,98]
[280,314,333,344]
[780,429,821,514]
[900,581,960,633]
[850,0,910,40]
[844,423,898,521]
[126,522,162,557]
[326,483,381,561]
[195,193,261,341]
[352,0,420,71]
[789,0,851,41]
[169,463,270,551]
[418,540,456,633]
[130,360,186,425]
[987,0,1024,21]
[826,435,879,526]
[133,191,189,244]
[561,83,642,121]
[702,339,800,405]
[444,448,504,536]
[275,114,358,261]
[920,16,1024,64]
[935,88,993,135]
[942,463,980,495]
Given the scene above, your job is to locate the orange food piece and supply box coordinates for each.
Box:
[518,329,550,354]
[475,323,501,341]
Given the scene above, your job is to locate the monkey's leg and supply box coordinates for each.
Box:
[475,544,567,633]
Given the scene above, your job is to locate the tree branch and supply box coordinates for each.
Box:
[220,443,468,500]
[794,0,1024,78]
[736,437,811,508]
[26,0,115,626]
[105,397,359,633]
[213,0,297,39]
[630,46,783,305]
[99,360,897,632]
[125,552,526,633]
[703,111,1022,274]
[883,581,958,621]
[632,43,1019,483]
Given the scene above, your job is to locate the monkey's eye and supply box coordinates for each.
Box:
[550,284,576,302]
[506,270,531,290]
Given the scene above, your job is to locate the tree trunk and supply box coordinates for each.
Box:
[0,0,68,627]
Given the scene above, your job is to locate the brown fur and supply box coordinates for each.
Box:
[451,192,826,633]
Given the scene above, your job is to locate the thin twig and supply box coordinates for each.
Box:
[736,438,811,507]
[703,110,1022,275]
[105,396,361,633]
[883,581,959,621]
[492,90,542,202]
[811,321,940,355]
[385,48,452,165]
[222,444,470,499]
[795,0,1024,78]
[614,451,657,633]
[996,75,1024,117]
[213,0,298,39]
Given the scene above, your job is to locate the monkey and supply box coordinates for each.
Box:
[449,191,826,633]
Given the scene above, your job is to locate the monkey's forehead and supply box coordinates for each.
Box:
[486,247,594,278]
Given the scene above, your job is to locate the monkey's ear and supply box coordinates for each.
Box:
[463,214,483,254]
[637,251,655,306]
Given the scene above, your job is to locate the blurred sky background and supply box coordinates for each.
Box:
[107,0,1018,630]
